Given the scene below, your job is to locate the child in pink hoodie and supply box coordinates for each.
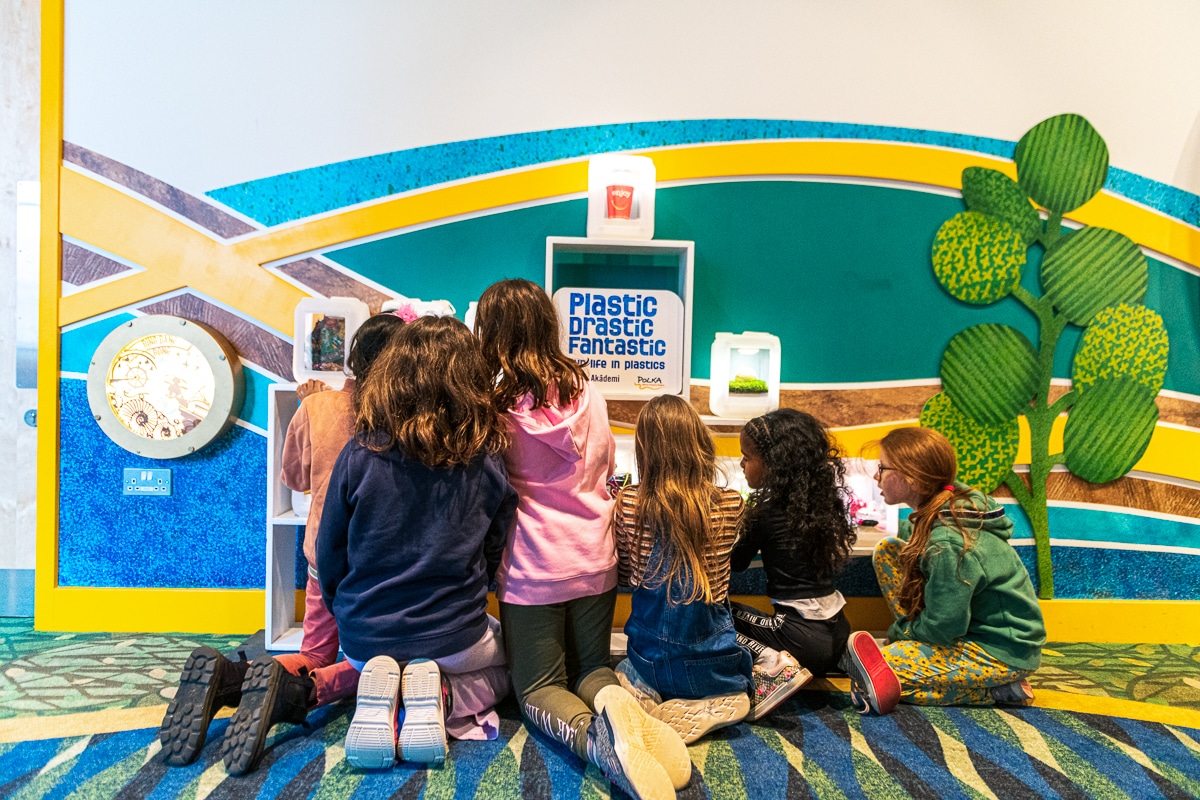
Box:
[475,279,689,800]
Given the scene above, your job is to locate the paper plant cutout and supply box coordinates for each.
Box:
[923,113,1169,599]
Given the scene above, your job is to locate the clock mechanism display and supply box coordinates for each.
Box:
[106,333,217,441]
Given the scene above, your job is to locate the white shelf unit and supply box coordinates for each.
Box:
[546,236,694,402]
[265,383,306,652]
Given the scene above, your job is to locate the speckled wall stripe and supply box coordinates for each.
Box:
[63,142,257,239]
[60,240,134,286]
[203,120,1200,227]
[276,257,392,314]
[138,293,294,380]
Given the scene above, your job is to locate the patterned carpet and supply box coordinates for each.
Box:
[2,619,1200,798]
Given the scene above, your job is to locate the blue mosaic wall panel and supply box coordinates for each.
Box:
[58,379,266,589]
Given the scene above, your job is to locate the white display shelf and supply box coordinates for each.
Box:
[265,383,305,652]
[546,236,694,402]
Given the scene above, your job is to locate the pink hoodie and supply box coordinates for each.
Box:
[495,380,618,605]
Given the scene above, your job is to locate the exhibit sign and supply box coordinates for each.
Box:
[552,287,684,397]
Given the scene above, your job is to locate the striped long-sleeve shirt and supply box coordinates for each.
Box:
[612,485,744,602]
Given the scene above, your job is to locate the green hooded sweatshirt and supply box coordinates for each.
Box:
[890,485,1045,671]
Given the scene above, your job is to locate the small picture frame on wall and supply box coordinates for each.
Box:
[292,297,369,388]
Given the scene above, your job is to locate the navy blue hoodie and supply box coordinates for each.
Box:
[317,439,518,664]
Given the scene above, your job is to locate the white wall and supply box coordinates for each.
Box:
[0,0,41,614]
[63,0,1200,196]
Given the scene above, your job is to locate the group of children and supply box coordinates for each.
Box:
[158,278,1046,800]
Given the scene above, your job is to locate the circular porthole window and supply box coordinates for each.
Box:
[86,316,244,458]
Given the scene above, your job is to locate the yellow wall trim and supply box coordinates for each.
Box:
[42,583,1200,644]
[35,587,263,635]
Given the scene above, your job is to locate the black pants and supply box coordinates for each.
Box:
[730,601,850,677]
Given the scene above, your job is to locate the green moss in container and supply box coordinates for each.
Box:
[729,378,769,394]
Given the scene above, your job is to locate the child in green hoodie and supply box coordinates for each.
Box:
[872,427,1045,706]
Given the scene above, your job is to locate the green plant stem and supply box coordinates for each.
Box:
[1012,287,1068,599]
[1048,390,1077,417]
[1040,211,1064,248]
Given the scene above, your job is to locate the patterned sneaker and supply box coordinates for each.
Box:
[345,656,402,769]
[839,631,900,716]
[745,651,812,722]
[991,678,1035,707]
[588,685,678,800]
[651,692,750,743]
[397,659,447,763]
[158,647,249,766]
[222,656,315,775]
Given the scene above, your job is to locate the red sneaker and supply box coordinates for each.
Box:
[840,632,900,715]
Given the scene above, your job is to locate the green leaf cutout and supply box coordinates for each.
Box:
[932,211,1025,305]
[920,392,1019,493]
[1014,113,1109,214]
[1073,303,1168,394]
[1041,227,1148,325]
[1063,377,1159,483]
[961,167,1041,246]
[941,324,1039,426]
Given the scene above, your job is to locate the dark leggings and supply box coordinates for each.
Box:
[730,601,850,677]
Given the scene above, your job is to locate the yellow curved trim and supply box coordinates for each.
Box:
[60,140,1200,331]
[59,170,307,333]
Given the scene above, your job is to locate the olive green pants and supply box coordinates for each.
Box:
[499,589,619,760]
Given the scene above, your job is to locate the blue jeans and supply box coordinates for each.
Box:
[623,558,753,700]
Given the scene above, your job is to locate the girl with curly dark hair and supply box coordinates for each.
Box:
[733,408,904,717]
[730,409,859,679]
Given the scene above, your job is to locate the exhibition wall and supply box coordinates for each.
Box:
[40,1,1200,637]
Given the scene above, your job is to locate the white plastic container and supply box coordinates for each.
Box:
[293,297,370,389]
[587,155,656,240]
[708,331,782,419]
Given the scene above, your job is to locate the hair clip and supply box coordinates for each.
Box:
[943,484,956,492]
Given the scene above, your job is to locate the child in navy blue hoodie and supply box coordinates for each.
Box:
[318,316,519,768]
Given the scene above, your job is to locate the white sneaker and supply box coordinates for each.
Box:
[346,656,402,769]
[651,692,750,744]
[397,659,447,763]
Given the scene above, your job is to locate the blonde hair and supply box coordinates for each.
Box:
[879,427,980,617]
[355,316,510,467]
[632,395,722,604]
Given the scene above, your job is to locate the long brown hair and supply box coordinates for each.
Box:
[354,316,510,467]
[880,427,981,617]
[474,278,586,411]
[632,395,722,604]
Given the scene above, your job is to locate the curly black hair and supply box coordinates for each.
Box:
[741,408,856,584]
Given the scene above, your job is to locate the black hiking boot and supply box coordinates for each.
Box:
[221,656,315,776]
[158,646,250,767]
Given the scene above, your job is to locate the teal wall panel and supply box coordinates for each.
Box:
[325,182,1200,394]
